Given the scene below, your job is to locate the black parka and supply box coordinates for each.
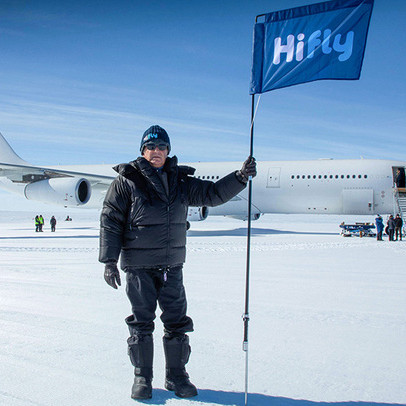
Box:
[99,156,246,269]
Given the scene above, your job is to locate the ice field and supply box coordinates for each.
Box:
[0,211,405,406]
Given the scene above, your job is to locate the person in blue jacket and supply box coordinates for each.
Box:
[375,215,384,241]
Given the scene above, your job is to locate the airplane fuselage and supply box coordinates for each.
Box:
[28,158,400,217]
[189,159,399,217]
[1,132,403,217]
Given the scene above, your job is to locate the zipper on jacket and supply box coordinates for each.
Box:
[166,204,170,263]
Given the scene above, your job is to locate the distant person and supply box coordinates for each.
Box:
[35,215,40,232]
[387,215,395,241]
[39,215,44,232]
[394,168,405,188]
[50,216,57,232]
[65,215,72,221]
[375,215,384,241]
[99,125,256,400]
[394,214,403,241]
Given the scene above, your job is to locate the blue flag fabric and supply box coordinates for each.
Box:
[250,0,374,94]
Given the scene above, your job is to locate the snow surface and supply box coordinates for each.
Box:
[0,211,405,406]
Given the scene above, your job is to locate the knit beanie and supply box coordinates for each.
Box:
[140,125,171,153]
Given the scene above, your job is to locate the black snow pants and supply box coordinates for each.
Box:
[125,265,194,337]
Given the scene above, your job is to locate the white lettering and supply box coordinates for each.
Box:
[273,34,295,64]
[296,33,305,61]
[272,29,355,65]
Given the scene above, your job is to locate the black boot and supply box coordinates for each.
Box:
[128,334,153,400]
[163,334,198,398]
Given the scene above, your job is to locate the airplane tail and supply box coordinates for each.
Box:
[0,132,29,165]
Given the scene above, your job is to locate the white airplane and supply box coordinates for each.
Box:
[0,132,405,221]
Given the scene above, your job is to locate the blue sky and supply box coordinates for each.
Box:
[0,0,405,167]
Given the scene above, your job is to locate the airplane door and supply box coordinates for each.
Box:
[267,167,281,188]
[393,166,405,188]
[342,189,374,214]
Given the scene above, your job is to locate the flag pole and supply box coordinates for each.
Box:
[243,92,255,406]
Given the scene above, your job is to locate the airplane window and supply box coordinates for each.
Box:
[364,175,368,178]
[302,175,305,179]
[296,175,300,179]
[307,175,311,179]
[329,175,333,179]
[291,175,294,179]
[313,175,316,179]
[347,175,350,178]
[202,176,205,179]
[352,175,356,178]
[324,175,327,179]
[216,176,219,179]
[341,175,344,179]
[335,175,338,179]
[358,175,362,178]
[318,175,322,179]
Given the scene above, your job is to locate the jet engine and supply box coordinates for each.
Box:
[187,206,209,221]
[24,177,91,207]
[227,213,262,221]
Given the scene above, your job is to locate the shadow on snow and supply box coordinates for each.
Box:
[0,228,337,240]
[187,227,336,237]
[136,389,405,406]
[0,235,99,240]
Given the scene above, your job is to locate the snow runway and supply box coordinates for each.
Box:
[0,211,405,406]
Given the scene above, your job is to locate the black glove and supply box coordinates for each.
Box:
[238,156,257,183]
[104,263,121,289]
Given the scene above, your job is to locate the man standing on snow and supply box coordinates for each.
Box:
[50,216,57,232]
[38,215,44,232]
[35,215,40,232]
[99,125,256,400]
[375,215,384,241]
[394,214,403,241]
[387,215,395,241]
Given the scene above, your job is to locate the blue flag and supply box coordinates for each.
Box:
[250,0,374,94]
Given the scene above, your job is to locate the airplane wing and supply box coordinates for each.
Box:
[0,131,114,185]
[0,161,114,185]
[0,132,115,207]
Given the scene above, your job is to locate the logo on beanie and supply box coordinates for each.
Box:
[144,133,158,142]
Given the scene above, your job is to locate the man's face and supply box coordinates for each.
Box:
[142,143,169,168]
